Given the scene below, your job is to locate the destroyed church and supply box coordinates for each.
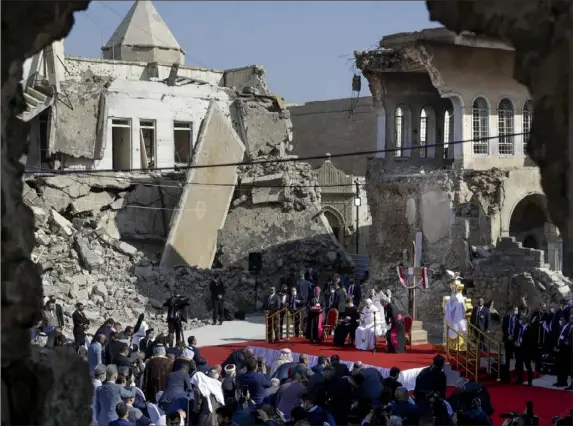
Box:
[354,28,571,330]
[21,0,352,334]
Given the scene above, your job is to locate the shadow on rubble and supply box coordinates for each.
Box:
[129,231,366,325]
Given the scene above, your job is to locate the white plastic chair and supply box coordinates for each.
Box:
[146,402,164,424]
[155,391,164,402]
[133,386,146,401]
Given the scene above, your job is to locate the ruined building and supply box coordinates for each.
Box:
[289,98,375,273]
[355,28,572,326]
[17,0,351,335]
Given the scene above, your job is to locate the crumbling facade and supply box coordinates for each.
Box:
[289,98,375,259]
[17,0,352,334]
[355,28,571,323]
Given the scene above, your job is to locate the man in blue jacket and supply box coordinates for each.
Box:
[159,360,194,409]
[237,359,272,406]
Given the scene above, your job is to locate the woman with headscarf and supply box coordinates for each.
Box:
[333,296,360,346]
[270,348,293,376]
[355,298,384,351]
[142,343,174,402]
[305,286,324,344]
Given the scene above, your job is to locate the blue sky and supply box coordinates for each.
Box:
[65,1,438,103]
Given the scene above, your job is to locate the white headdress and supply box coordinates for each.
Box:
[379,289,392,304]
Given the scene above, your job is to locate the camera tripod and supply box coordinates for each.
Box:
[247,271,264,312]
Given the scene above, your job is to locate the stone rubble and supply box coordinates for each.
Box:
[26,169,350,338]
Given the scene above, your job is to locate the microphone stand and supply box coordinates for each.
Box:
[372,310,377,353]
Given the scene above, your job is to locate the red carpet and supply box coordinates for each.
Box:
[200,340,572,426]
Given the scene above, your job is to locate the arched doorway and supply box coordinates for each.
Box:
[323,210,345,244]
[509,194,549,253]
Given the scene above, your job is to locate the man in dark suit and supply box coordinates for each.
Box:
[209,279,225,326]
[333,281,347,314]
[237,359,272,405]
[470,297,491,350]
[414,355,447,403]
[158,360,194,408]
[114,343,133,374]
[383,366,403,396]
[296,272,313,306]
[94,365,124,426]
[501,306,520,383]
[554,315,572,389]
[187,336,207,367]
[222,347,254,376]
[330,355,350,379]
[514,315,536,386]
[287,286,304,337]
[264,286,282,343]
[72,302,90,350]
[346,280,362,306]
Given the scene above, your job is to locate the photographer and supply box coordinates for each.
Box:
[455,389,491,426]
[163,293,190,347]
[500,401,539,426]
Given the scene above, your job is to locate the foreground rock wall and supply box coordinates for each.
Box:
[2,2,93,424]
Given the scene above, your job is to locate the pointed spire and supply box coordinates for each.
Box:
[102,0,185,65]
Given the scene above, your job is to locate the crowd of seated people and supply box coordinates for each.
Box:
[31,313,571,426]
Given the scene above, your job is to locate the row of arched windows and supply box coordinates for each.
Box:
[394,106,452,159]
[392,98,533,158]
[471,97,533,156]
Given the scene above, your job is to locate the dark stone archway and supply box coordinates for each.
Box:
[509,194,549,254]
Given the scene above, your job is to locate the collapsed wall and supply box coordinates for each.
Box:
[366,160,571,328]
[23,71,351,335]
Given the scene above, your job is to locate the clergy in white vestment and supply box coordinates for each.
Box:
[355,299,384,351]
[444,279,468,351]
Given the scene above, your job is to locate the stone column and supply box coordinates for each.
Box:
[545,222,562,271]
[375,104,387,158]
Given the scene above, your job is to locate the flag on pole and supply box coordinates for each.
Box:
[418,267,429,289]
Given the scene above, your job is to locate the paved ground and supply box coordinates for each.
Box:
[183,314,266,347]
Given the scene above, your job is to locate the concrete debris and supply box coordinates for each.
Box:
[26,169,350,338]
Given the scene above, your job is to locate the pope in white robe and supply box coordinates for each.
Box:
[355,298,384,351]
[445,281,468,351]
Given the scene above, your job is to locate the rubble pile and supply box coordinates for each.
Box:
[24,171,349,337]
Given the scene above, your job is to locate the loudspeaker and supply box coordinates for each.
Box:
[248,252,263,272]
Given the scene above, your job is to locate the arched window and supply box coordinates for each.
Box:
[523,100,533,155]
[443,109,453,159]
[497,98,515,155]
[395,107,404,157]
[419,109,427,158]
[472,97,489,155]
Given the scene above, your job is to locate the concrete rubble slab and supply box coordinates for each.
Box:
[71,191,114,214]
[161,102,246,269]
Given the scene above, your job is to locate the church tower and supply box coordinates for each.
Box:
[101,0,185,65]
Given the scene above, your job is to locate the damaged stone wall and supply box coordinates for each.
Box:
[236,95,294,160]
[23,173,183,243]
[366,159,570,327]
[217,160,353,276]
[2,2,93,425]
[467,236,572,313]
[51,72,110,161]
